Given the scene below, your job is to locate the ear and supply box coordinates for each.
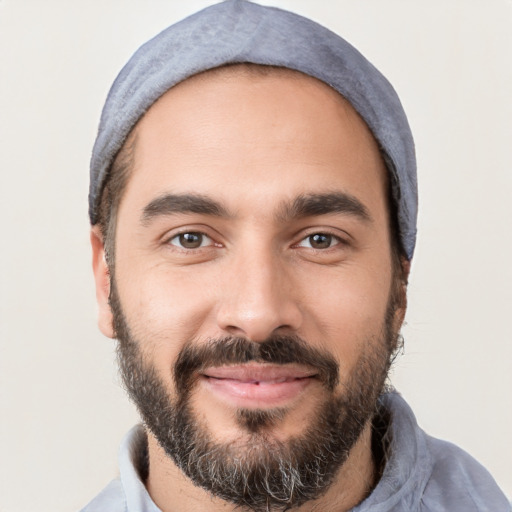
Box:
[90,226,115,338]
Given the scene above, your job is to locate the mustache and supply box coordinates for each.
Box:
[174,335,339,394]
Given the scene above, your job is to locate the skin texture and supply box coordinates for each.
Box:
[91,67,407,511]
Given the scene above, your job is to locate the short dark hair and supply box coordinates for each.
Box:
[96,127,137,267]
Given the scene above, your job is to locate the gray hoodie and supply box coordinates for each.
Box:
[81,391,510,511]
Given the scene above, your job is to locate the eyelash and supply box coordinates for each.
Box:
[165,230,348,252]
[295,232,345,250]
[167,231,217,250]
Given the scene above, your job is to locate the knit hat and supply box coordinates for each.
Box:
[89,0,417,259]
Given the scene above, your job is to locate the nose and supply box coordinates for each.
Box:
[216,246,303,342]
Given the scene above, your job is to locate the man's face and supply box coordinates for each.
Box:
[93,67,405,510]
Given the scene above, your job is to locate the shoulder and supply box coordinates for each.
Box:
[80,478,127,512]
[367,392,510,512]
[419,435,510,512]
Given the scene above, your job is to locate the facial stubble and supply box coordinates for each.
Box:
[111,281,400,512]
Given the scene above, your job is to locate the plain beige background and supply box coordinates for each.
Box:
[0,1,511,511]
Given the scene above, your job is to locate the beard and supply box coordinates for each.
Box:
[111,281,400,512]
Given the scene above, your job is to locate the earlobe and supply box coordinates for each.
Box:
[90,227,115,339]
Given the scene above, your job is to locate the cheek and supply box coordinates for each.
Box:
[298,263,392,371]
[114,260,219,375]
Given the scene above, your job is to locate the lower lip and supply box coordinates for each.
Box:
[201,376,314,408]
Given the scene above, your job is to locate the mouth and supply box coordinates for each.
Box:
[200,363,318,408]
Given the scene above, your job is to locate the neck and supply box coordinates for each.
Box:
[145,422,377,512]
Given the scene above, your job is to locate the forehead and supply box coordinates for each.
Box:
[140,65,374,145]
[118,65,389,225]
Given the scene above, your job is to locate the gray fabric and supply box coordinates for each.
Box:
[80,392,510,512]
[89,0,418,259]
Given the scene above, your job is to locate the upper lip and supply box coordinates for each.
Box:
[201,363,317,383]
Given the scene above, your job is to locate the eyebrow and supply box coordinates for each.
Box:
[140,191,372,226]
[141,193,230,225]
[278,192,372,223]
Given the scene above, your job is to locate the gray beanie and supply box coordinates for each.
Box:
[89,0,417,259]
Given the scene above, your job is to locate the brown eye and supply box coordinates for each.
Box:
[298,233,339,249]
[170,232,210,249]
[310,234,332,249]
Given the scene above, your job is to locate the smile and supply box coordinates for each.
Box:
[200,363,318,408]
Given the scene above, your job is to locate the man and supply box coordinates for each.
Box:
[82,1,509,511]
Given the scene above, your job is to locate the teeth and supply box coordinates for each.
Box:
[209,376,304,384]
[209,376,308,384]
[248,377,290,385]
